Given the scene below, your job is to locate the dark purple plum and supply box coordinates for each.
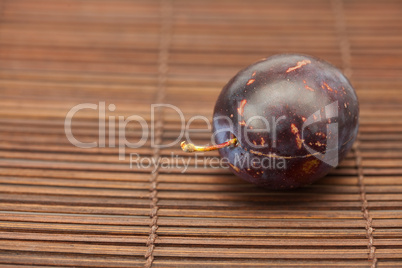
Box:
[183,54,359,190]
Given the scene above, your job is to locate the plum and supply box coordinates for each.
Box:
[182,54,359,190]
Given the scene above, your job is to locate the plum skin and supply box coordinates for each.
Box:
[212,54,359,190]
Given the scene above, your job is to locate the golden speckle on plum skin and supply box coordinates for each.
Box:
[290,123,299,135]
[302,79,315,92]
[290,123,303,150]
[301,159,320,175]
[305,85,315,92]
[237,99,247,116]
[322,81,335,92]
[286,59,311,73]
[246,79,255,85]
[261,137,265,145]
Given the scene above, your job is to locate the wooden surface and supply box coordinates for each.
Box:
[0,0,401,267]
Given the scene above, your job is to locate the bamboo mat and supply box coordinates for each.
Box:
[0,0,401,267]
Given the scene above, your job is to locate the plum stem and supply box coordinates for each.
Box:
[181,138,237,152]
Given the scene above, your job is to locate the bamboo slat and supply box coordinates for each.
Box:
[0,0,401,267]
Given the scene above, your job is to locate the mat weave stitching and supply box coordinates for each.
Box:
[144,1,172,267]
[331,0,377,266]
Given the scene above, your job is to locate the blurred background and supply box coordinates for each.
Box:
[0,0,401,267]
